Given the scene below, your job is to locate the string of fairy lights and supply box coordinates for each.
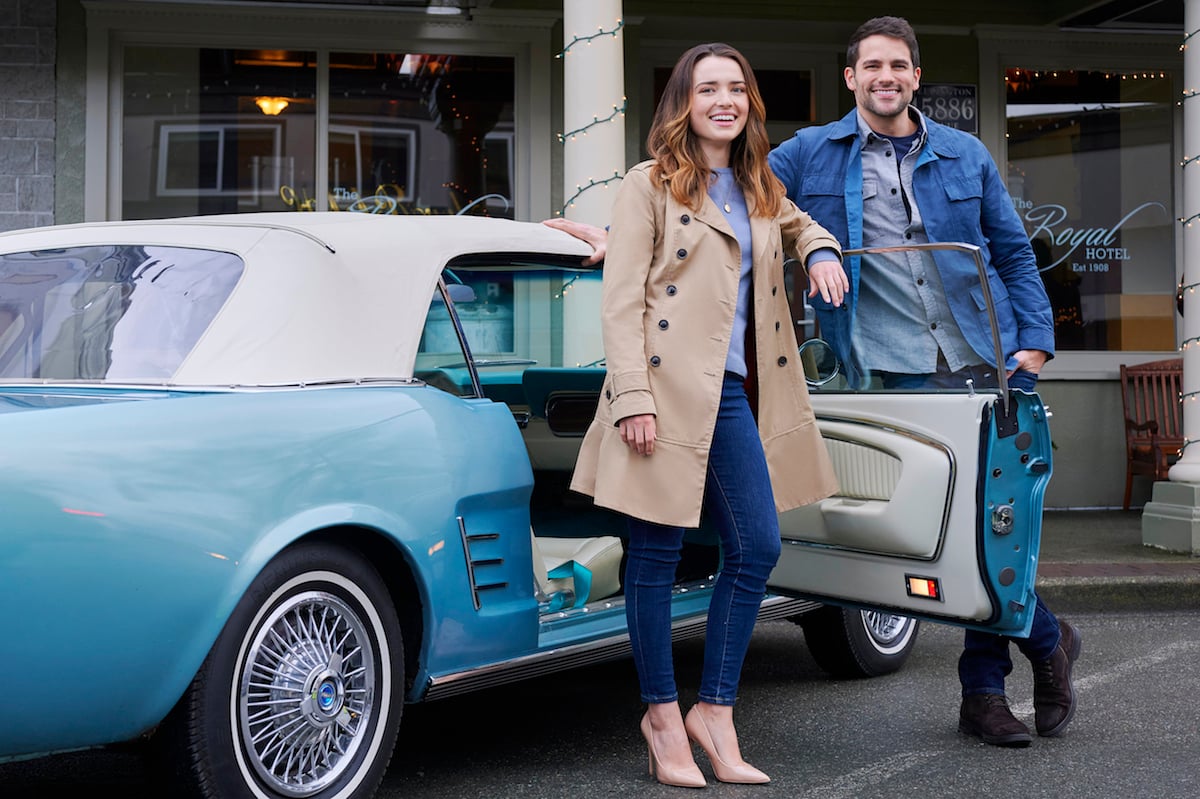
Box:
[1176,26,1200,453]
[556,18,626,215]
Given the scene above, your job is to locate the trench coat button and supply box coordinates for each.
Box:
[930,322,939,330]
[917,278,925,286]
[905,232,913,240]
[771,286,778,296]
[681,214,691,224]
[605,389,612,399]
[650,355,662,366]
[777,356,788,366]
[658,319,669,330]
[677,248,688,259]
[775,321,781,330]
[666,285,678,295]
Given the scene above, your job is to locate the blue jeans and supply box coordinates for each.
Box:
[624,373,782,706]
[875,357,1039,393]
[960,592,1061,695]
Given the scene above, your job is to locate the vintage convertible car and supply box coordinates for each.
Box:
[0,214,1051,799]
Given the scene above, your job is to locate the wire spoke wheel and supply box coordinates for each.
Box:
[860,610,916,654]
[160,545,402,799]
[798,605,920,678]
[238,590,377,796]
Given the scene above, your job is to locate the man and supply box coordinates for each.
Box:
[546,16,1080,749]
[769,17,1053,397]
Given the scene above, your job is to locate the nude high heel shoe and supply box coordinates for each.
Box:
[683,705,770,784]
[641,712,707,788]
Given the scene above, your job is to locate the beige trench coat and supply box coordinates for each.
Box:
[570,161,841,528]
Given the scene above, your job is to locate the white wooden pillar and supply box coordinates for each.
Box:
[559,0,625,366]
[559,0,625,225]
[1143,0,1200,553]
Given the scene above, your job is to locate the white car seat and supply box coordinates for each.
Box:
[530,531,623,611]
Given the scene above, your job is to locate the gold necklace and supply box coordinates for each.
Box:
[717,172,735,213]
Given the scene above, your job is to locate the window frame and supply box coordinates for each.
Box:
[978,26,1182,379]
[84,1,556,224]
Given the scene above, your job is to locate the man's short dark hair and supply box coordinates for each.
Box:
[846,16,920,69]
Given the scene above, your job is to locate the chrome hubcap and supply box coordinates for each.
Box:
[862,610,913,650]
[239,590,376,796]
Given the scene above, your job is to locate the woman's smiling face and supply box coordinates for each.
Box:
[688,55,749,167]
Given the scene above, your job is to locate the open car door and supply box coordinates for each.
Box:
[768,243,1053,637]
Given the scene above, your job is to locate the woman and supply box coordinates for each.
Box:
[569,43,842,787]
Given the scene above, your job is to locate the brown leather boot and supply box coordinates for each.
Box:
[1033,619,1082,736]
[958,694,1033,747]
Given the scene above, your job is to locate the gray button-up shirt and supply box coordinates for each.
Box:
[855,108,982,373]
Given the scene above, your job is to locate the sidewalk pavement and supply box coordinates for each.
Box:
[1036,509,1200,613]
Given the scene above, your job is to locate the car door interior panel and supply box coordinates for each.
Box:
[770,391,1042,634]
[778,419,951,558]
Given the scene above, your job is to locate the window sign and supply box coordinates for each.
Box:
[1005,68,1175,351]
[914,83,977,134]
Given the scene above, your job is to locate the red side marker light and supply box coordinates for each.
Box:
[905,575,941,601]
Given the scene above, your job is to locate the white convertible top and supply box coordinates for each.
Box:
[0,213,595,386]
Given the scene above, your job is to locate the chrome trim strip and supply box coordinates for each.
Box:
[422,595,820,701]
[435,277,484,399]
[0,378,422,390]
[457,516,481,611]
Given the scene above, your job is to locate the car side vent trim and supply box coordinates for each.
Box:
[458,517,507,610]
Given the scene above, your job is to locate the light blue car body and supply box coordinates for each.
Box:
[0,214,1047,766]
[2,383,551,754]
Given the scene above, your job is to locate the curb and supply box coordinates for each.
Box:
[1035,575,1200,613]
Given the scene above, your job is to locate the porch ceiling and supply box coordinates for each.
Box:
[488,0,1182,31]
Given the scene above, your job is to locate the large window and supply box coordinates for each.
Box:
[122,47,318,218]
[1005,68,1175,352]
[327,53,515,218]
[121,48,515,219]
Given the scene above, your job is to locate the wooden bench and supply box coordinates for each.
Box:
[1119,358,1183,509]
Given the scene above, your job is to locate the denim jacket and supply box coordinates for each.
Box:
[769,109,1055,372]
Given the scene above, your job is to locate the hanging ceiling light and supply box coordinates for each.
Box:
[255,97,289,116]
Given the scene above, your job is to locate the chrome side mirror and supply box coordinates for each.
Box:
[446,283,476,303]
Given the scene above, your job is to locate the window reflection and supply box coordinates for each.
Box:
[1006,68,1175,351]
[120,48,516,218]
[0,246,243,380]
[328,53,515,217]
[122,48,317,218]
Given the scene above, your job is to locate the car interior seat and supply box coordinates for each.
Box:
[530,530,623,612]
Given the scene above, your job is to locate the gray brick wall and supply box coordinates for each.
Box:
[0,0,55,232]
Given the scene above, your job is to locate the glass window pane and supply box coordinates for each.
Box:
[799,247,1007,393]
[328,53,516,218]
[1005,68,1175,351]
[122,47,317,218]
[0,246,244,380]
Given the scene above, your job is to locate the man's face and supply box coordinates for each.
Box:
[844,34,921,132]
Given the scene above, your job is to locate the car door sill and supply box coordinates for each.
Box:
[422,595,820,701]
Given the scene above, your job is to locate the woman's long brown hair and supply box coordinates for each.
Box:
[646,43,784,217]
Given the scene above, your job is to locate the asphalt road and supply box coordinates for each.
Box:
[5,611,1198,798]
